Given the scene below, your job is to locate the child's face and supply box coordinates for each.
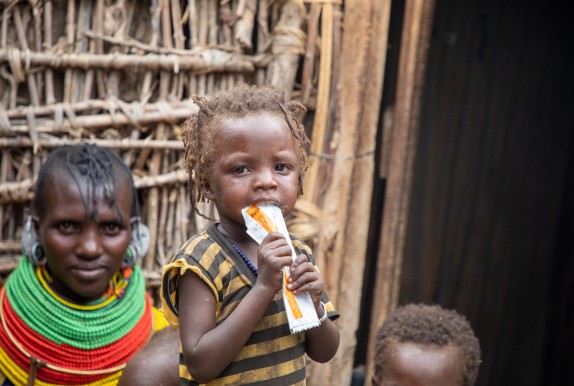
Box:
[35,174,133,303]
[379,341,464,386]
[202,112,300,228]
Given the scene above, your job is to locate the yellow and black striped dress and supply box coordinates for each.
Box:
[161,224,338,386]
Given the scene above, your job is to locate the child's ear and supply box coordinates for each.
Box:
[199,178,215,201]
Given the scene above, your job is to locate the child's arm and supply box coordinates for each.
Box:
[178,232,293,383]
[288,254,341,362]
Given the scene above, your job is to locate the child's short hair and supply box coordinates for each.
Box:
[33,144,137,221]
[373,303,481,386]
[181,83,310,215]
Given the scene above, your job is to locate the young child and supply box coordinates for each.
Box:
[0,144,169,386]
[160,83,340,385]
[372,304,481,386]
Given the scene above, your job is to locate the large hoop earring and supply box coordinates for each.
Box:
[30,242,45,266]
[124,246,138,267]
[21,216,46,266]
[124,218,150,266]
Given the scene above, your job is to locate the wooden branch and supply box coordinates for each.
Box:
[0,241,20,253]
[266,0,306,98]
[0,137,184,150]
[0,168,187,205]
[4,98,196,119]
[302,2,332,203]
[0,178,35,205]
[0,48,255,73]
[1,103,198,135]
[13,6,40,106]
[235,0,257,52]
[170,0,186,99]
[255,0,270,85]
[0,258,20,274]
[44,0,56,104]
[299,3,320,111]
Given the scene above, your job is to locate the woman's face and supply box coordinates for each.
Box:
[35,174,133,303]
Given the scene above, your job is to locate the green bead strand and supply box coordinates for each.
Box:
[5,258,147,350]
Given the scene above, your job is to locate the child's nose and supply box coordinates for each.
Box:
[254,169,278,190]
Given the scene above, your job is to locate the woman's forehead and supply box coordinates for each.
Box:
[43,172,134,215]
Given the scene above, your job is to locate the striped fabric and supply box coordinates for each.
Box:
[161,224,339,386]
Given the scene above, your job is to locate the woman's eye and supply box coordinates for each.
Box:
[58,222,77,233]
[102,223,121,234]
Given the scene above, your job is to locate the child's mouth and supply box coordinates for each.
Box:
[251,200,280,208]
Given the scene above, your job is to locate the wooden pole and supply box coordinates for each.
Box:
[365,1,436,385]
[302,2,332,203]
[308,0,391,384]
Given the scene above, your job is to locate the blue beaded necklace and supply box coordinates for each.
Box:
[232,243,258,276]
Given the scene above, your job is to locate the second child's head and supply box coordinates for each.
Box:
[373,304,481,386]
[182,83,310,223]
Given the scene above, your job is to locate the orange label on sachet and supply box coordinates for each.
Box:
[283,270,303,320]
[246,204,303,320]
[245,204,278,233]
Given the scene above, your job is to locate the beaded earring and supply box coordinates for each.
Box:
[21,216,46,266]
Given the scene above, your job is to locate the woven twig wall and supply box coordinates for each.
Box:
[0,0,315,288]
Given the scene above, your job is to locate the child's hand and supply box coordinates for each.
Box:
[287,254,324,307]
[256,232,293,292]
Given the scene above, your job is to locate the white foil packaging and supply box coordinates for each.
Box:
[242,204,321,333]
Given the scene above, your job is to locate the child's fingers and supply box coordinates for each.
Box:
[258,239,291,267]
[261,231,286,245]
[288,273,323,301]
[287,258,323,300]
[256,235,293,290]
[290,254,309,269]
[289,254,314,280]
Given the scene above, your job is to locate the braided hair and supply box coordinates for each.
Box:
[32,144,137,222]
[373,304,481,386]
[181,82,310,218]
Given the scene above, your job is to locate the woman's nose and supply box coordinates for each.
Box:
[76,228,103,258]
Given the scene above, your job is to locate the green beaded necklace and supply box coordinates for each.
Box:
[5,258,146,350]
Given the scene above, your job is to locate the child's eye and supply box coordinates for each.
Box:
[275,164,290,172]
[233,166,248,175]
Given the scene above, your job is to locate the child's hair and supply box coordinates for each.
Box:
[32,144,138,222]
[181,83,310,217]
[373,303,481,386]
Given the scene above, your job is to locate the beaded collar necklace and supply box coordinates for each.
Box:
[232,243,258,276]
[0,257,151,385]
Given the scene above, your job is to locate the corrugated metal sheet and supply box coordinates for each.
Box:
[400,0,573,384]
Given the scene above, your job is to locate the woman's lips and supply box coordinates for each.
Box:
[70,267,106,281]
